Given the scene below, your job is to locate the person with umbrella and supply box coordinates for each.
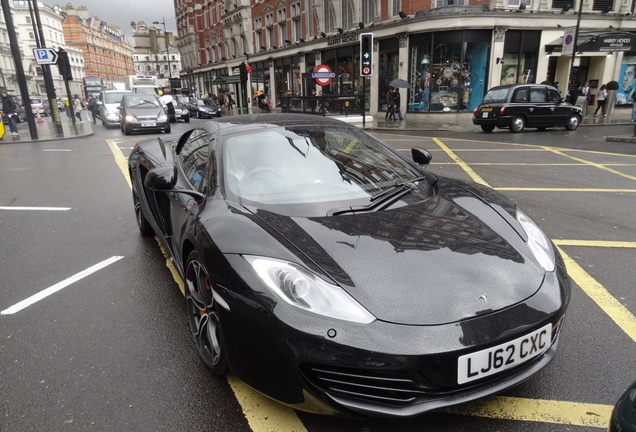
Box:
[385,86,396,121]
[393,88,404,121]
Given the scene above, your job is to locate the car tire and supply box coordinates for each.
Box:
[185,250,229,376]
[165,126,171,134]
[133,187,153,236]
[197,111,201,119]
[565,114,581,131]
[481,125,495,133]
[185,117,190,123]
[510,116,526,133]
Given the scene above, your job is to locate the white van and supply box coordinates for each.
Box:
[98,90,132,128]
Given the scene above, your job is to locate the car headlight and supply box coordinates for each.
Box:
[245,256,375,324]
[124,114,137,122]
[158,113,167,122]
[516,208,556,272]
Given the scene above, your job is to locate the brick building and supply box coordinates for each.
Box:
[60,3,135,89]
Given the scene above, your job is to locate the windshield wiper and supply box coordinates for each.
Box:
[328,177,427,216]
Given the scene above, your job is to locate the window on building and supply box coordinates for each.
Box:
[325,0,336,33]
[362,0,375,23]
[29,32,35,39]
[293,18,301,41]
[434,0,467,7]
[592,0,613,11]
[507,0,532,7]
[267,26,274,48]
[342,0,354,29]
[552,0,574,9]
[26,17,31,24]
[392,0,401,17]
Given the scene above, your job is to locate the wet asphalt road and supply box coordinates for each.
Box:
[1,118,634,431]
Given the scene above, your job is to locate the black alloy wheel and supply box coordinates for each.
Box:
[185,251,229,376]
[132,187,153,236]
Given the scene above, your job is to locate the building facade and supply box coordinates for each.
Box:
[131,21,182,92]
[60,3,135,90]
[175,0,636,114]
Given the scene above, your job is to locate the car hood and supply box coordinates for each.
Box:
[126,107,164,118]
[249,180,546,326]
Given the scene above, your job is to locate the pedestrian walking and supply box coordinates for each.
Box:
[88,96,99,124]
[593,84,608,117]
[385,87,395,121]
[73,94,84,124]
[0,88,20,136]
[393,88,404,121]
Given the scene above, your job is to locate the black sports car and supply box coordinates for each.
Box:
[128,114,570,417]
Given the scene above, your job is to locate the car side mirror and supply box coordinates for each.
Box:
[145,165,178,190]
[145,165,206,203]
[411,148,433,166]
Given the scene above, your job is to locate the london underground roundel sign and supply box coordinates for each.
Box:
[312,64,335,86]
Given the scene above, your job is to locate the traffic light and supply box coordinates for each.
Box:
[239,62,248,82]
[360,33,373,77]
[57,48,73,81]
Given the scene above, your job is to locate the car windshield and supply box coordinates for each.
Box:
[125,97,160,108]
[223,125,431,207]
[105,92,129,104]
[482,88,510,103]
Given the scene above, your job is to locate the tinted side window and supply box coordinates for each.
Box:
[512,88,528,102]
[178,129,212,192]
[548,89,562,102]
[529,88,547,103]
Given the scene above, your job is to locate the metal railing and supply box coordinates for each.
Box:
[280,95,365,117]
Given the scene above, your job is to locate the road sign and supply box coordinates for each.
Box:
[561,28,576,56]
[312,64,335,86]
[33,48,58,65]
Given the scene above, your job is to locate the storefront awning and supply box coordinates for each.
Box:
[213,75,243,85]
[546,31,636,53]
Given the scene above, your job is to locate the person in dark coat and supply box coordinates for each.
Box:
[88,96,100,124]
[1,89,19,136]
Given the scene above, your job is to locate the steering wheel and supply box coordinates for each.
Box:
[239,167,284,194]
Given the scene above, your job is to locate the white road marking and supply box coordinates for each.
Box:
[0,206,71,211]
[1,256,124,315]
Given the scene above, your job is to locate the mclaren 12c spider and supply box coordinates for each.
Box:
[128,114,571,418]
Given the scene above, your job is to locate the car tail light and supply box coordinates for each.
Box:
[499,106,506,115]
[473,107,478,116]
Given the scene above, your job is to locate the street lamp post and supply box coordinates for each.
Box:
[153,16,173,93]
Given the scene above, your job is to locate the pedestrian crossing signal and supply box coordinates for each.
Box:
[360,33,373,77]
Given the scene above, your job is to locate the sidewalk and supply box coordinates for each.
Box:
[1,112,93,143]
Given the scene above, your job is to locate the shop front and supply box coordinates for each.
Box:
[406,30,492,113]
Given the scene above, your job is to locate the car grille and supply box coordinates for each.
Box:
[299,322,562,408]
[137,115,158,121]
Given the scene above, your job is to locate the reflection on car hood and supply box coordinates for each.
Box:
[252,180,545,326]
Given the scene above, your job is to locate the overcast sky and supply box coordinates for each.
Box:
[73,1,178,37]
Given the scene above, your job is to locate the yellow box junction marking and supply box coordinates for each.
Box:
[107,138,626,430]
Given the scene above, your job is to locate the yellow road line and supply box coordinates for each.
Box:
[558,246,636,343]
[447,396,612,428]
[106,139,131,189]
[495,187,636,193]
[554,240,636,248]
[228,376,308,432]
[432,138,490,186]
[543,147,636,182]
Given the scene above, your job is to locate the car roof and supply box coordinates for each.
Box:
[199,113,358,134]
[489,83,558,91]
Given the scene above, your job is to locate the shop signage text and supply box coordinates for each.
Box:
[327,35,359,46]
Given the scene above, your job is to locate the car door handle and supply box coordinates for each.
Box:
[529,108,534,112]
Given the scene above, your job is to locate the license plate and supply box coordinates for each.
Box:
[482,112,489,118]
[457,323,552,384]
[482,107,492,111]
[141,122,156,127]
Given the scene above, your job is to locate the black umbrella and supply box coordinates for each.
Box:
[389,78,410,89]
